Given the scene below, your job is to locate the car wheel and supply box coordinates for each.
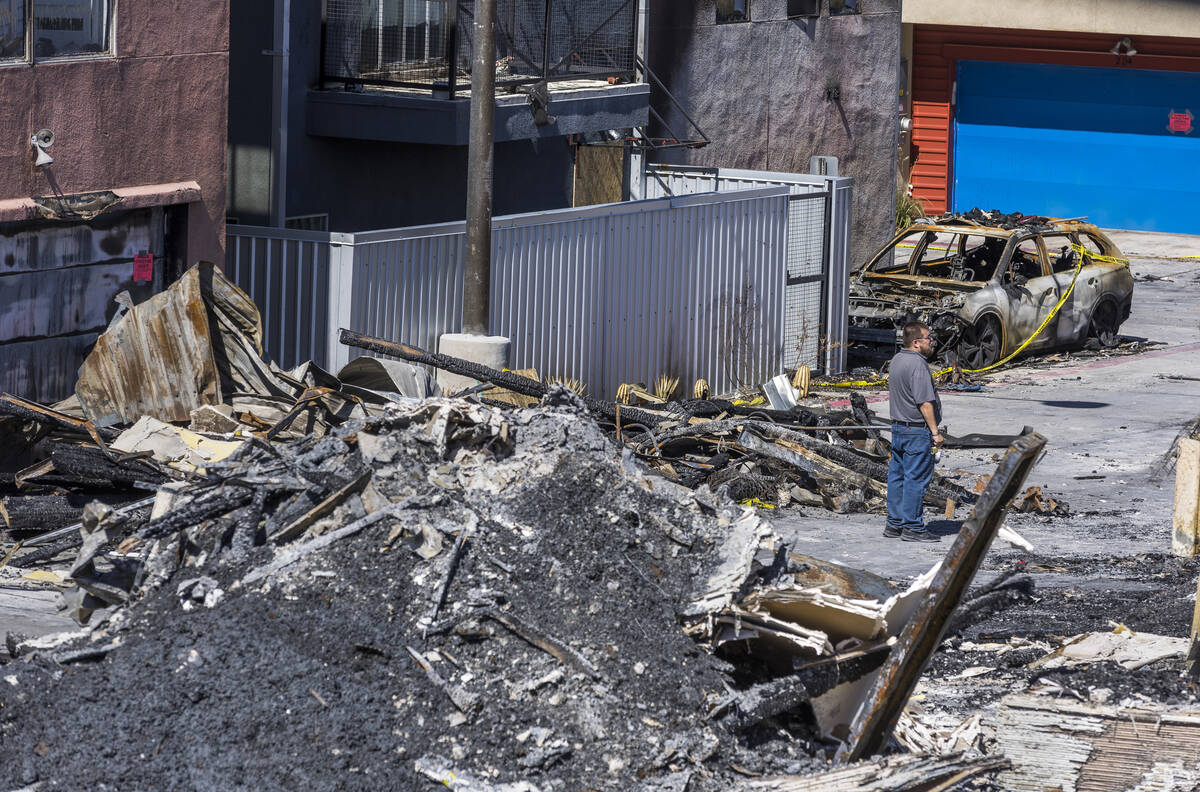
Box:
[958,316,1003,370]
[1088,300,1120,348]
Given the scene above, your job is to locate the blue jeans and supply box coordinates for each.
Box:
[886,425,934,534]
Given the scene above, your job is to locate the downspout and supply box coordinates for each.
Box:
[270,0,291,227]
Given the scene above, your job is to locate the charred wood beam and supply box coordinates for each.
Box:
[20,496,156,547]
[0,494,143,535]
[339,329,667,429]
[36,444,169,490]
[750,423,973,506]
[737,431,881,498]
[723,674,811,732]
[141,485,256,540]
[837,432,1047,763]
[0,393,120,443]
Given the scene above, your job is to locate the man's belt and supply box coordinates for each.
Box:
[891,420,929,428]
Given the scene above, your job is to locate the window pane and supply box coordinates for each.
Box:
[34,0,110,58]
[717,0,749,24]
[1,0,26,59]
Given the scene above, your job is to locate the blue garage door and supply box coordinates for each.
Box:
[953,60,1200,233]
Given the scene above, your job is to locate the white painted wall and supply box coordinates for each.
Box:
[902,0,1200,39]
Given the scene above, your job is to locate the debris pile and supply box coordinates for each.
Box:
[339,330,976,517]
[1,391,968,789]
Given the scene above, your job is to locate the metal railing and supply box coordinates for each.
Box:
[322,0,637,96]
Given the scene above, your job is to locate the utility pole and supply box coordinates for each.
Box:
[439,0,509,393]
[463,0,496,335]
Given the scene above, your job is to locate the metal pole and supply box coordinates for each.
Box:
[270,0,291,227]
[463,0,496,336]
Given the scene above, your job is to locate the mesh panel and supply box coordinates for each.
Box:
[325,0,451,87]
[783,194,826,370]
[326,0,636,90]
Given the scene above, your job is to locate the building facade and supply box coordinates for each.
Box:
[903,1,1200,233]
[647,0,903,265]
[227,0,649,233]
[0,0,229,402]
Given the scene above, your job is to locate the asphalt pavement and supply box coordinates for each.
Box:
[774,228,1200,583]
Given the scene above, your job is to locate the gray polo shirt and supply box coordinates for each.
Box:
[888,349,942,425]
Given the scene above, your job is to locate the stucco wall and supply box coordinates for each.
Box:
[648,0,901,265]
[0,0,229,263]
[902,0,1200,39]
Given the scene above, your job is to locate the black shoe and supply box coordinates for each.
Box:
[883,525,902,538]
[901,529,939,543]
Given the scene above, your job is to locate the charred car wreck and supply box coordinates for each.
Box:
[848,211,1135,369]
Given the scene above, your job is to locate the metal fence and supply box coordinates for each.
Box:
[322,0,637,95]
[225,176,850,397]
[640,164,853,374]
[225,228,334,369]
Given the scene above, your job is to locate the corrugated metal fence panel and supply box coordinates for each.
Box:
[226,186,792,395]
[346,231,466,362]
[644,164,853,374]
[226,226,332,370]
[492,214,608,387]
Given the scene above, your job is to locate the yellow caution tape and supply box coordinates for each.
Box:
[828,242,1100,387]
[740,498,776,510]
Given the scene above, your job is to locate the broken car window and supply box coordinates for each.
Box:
[961,235,1005,282]
[914,231,959,272]
[868,229,926,274]
[1078,233,1109,263]
[1007,237,1045,282]
[1043,234,1077,274]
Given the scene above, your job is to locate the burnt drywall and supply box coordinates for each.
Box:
[648,0,900,265]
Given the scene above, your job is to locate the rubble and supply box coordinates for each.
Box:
[3,264,1194,789]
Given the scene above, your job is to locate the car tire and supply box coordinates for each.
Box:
[958,315,1003,370]
[1087,300,1120,348]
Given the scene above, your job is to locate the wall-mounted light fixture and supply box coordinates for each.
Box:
[31,128,55,167]
[1110,37,1138,57]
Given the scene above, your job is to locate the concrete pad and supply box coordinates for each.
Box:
[436,333,510,393]
[1103,228,1200,260]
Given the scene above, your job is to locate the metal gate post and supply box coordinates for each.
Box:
[327,232,356,371]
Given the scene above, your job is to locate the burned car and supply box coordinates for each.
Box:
[847,213,1135,369]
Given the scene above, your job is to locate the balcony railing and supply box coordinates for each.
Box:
[322,0,638,97]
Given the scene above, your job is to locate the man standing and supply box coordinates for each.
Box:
[883,321,944,542]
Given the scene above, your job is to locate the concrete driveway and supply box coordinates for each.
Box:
[773,228,1200,584]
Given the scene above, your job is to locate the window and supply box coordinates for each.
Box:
[716,0,749,24]
[1042,234,1077,274]
[787,0,819,17]
[1,0,23,59]
[829,0,860,15]
[961,235,1005,281]
[867,229,926,274]
[1008,237,1045,281]
[0,0,113,62]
